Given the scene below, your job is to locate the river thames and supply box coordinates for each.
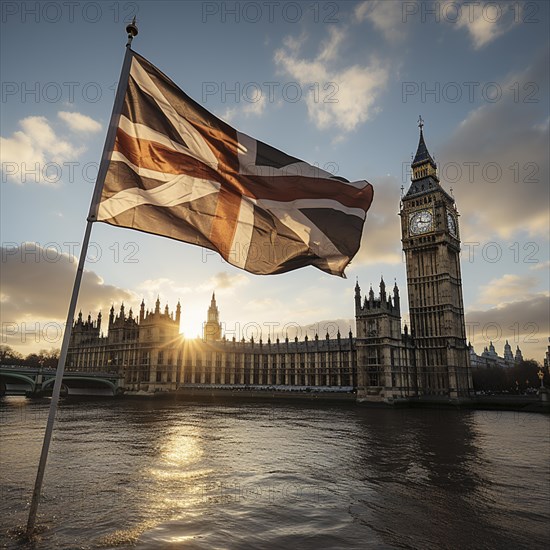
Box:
[1,396,549,549]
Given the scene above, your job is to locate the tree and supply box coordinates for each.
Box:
[0,345,23,365]
[40,348,60,368]
[472,359,548,394]
[24,348,60,369]
[472,364,508,393]
[509,360,546,392]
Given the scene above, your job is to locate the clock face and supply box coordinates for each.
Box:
[409,209,433,235]
[447,211,457,236]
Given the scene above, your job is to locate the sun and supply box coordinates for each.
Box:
[179,307,206,339]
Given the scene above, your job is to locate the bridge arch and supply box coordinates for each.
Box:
[0,373,36,394]
[41,376,118,395]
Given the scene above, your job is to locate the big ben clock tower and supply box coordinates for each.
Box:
[400,118,472,398]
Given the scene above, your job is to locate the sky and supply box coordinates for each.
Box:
[1,1,549,362]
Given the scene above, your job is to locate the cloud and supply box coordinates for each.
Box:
[137,278,192,304]
[274,27,389,135]
[242,95,267,117]
[221,94,267,123]
[0,113,100,185]
[353,175,403,265]
[317,26,345,62]
[437,51,549,240]
[58,111,102,133]
[1,243,136,353]
[0,116,80,167]
[354,0,372,22]
[355,0,406,43]
[530,260,550,272]
[469,273,539,309]
[445,1,518,49]
[355,1,517,49]
[199,271,249,294]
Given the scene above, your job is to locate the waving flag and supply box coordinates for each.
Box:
[91,51,374,276]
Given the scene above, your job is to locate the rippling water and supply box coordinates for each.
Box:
[1,396,549,549]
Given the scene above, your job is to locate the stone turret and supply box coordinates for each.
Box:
[355,279,401,316]
[355,279,361,313]
[355,278,406,402]
[140,299,145,322]
[204,292,222,341]
[393,281,400,312]
[70,307,101,347]
[379,277,386,302]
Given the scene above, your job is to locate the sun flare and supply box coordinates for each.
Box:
[179,308,206,339]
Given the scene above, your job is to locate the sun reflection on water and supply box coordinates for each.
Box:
[101,426,214,547]
[148,426,213,483]
[162,431,202,466]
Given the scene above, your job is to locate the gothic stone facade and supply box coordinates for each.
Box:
[354,279,417,402]
[67,124,473,401]
[67,298,182,387]
[67,294,357,392]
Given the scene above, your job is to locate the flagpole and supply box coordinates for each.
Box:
[25,19,138,539]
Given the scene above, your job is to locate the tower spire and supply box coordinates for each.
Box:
[204,292,221,341]
[355,278,362,312]
[176,300,181,323]
[379,276,386,302]
[404,117,448,197]
[412,116,436,169]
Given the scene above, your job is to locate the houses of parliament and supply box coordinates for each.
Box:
[67,122,474,402]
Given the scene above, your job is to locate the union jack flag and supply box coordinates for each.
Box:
[91,51,374,276]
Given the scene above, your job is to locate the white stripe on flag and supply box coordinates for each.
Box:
[130,57,218,169]
[97,172,220,220]
[260,198,366,220]
[230,197,256,269]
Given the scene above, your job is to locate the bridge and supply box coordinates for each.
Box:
[0,365,125,397]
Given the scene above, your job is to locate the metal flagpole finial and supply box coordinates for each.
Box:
[126,16,138,46]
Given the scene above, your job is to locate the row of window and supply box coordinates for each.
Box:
[122,364,356,386]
